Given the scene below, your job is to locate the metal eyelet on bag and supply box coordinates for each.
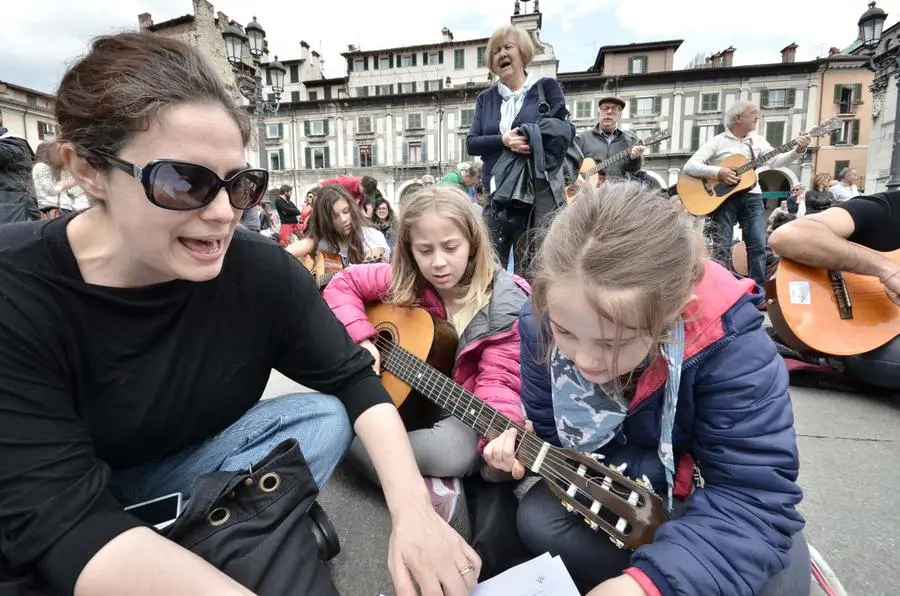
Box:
[208,506,231,526]
[259,472,281,493]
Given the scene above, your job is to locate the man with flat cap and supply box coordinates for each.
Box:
[566,96,645,188]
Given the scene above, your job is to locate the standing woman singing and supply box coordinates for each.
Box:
[0,32,480,596]
[466,25,572,275]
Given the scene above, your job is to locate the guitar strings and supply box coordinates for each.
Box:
[373,335,647,508]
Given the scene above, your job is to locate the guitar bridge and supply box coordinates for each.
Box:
[827,270,853,320]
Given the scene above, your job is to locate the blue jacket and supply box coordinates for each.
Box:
[466,78,567,192]
[519,261,804,596]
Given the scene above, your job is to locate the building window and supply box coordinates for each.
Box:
[833,160,850,180]
[408,141,423,163]
[353,58,365,71]
[356,86,369,97]
[454,49,465,70]
[358,116,373,134]
[632,128,657,153]
[376,84,393,96]
[477,46,487,68]
[575,100,593,120]
[266,123,283,139]
[631,97,661,117]
[425,79,441,92]
[691,123,725,151]
[460,138,473,162]
[408,113,424,129]
[305,119,328,137]
[37,121,56,140]
[358,144,373,168]
[308,90,319,101]
[291,91,301,102]
[761,89,796,109]
[628,56,648,74]
[290,64,299,83]
[306,147,330,169]
[765,121,786,147]
[830,120,860,146]
[426,51,441,65]
[399,82,416,94]
[268,149,285,171]
[324,87,332,100]
[401,54,416,67]
[460,108,475,128]
[700,93,720,112]
[379,55,391,69]
[835,84,863,114]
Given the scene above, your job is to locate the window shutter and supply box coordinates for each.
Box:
[267,93,276,103]
[423,52,429,65]
[691,126,700,151]
[305,147,312,169]
[402,142,409,164]
[304,121,311,137]
[641,57,648,72]
[439,50,444,64]
[347,58,354,72]
[290,65,299,83]
[412,82,417,93]
[653,97,662,115]
[716,124,725,135]
[279,149,285,169]
[363,57,369,70]
[851,120,860,145]
[760,90,769,108]
[439,78,444,90]
[266,69,272,85]
[373,143,379,166]
[353,147,359,167]
[324,147,331,169]
[375,86,381,97]
[853,83,863,103]
[627,59,634,75]
[291,91,300,103]
[422,138,429,162]
[830,130,839,145]
[412,53,417,66]
[786,88,796,107]
[629,98,637,116]
[323,120,330,136]
[833,84,842,103]
[277,123,284,137]
[374,56,379,70]
[324,87,332,100]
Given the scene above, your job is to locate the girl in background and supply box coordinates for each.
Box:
[323,186,529,526]
[370,198,397,248]
[483,182,810,596]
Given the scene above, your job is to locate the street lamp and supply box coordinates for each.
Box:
[222,17,285,171]
[860,2,900,190]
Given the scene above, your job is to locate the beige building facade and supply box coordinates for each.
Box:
[0,81,57,151]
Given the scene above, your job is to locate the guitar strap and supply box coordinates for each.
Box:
[747,137,756,160]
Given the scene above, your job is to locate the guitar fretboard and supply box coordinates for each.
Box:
[376,337,550,469]
[734,140,798,175]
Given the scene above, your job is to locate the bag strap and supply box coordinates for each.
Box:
[536,78,550,117]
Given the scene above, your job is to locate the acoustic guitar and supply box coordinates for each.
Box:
[765,252,900,356]
[301,248,386,290]
[677,117,841,216]
[565,130,671,203]
[365,303,668,550]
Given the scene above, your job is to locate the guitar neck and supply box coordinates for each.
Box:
[587,148,631,177]
[735,140,798,175]
[379,339,547,468]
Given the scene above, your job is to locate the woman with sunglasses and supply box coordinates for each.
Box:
[0,33,479,596]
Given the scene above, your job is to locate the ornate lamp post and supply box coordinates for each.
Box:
[222,17,286,170]
[859,2,900,190]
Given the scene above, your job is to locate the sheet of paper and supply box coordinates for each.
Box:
[471,552,580,596]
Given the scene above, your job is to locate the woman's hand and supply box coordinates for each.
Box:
[359,339,380,375]
[482,427,527,480]
[586,574,648,596]
[502,129,531,155]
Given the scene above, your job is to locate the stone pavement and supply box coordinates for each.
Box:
[263,370,899,596]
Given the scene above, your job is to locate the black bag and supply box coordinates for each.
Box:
[0,439,338,596]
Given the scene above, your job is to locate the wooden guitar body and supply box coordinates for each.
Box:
[564,157,606,202]
[677,154,758,216]
[766,252,900,356]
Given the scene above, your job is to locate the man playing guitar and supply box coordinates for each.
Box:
[684,101,810,286]
[769,191,900,389]
[566,97,645,186]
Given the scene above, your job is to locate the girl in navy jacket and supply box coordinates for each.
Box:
[483,182,810,596]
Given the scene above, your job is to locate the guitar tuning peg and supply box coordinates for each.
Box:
[561,501,574,513]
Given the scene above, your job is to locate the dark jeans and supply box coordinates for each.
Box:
[842,335,900,390]
[517,481,811,595]
[484,179,559,281]
[710,192,767,285]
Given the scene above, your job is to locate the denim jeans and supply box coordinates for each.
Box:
[517,481,811,595]
[841,335,900,390]
[109,393,353,506]
[710,192,768,285]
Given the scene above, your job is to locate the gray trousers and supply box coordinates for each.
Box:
[348,415,482,483]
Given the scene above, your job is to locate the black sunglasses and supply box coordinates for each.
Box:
[97,152,269,212]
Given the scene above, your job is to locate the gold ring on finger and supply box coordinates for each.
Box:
[458,564,474,576]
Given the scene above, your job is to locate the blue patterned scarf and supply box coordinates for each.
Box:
[550,317,685,509]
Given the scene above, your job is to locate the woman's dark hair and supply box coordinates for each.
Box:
[371,198,396,224]
[361,176,378,196]
[309,185,368,264]
[54,32,251,169]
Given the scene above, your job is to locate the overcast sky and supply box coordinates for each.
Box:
[1,0,893,94]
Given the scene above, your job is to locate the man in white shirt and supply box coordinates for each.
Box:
[683,101,811,285]
[830,167,861,201]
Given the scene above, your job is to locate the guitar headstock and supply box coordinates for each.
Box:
[542,446,668,550]
[809,117,842,138]
[641,129,671,145]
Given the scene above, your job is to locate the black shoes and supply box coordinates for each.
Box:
[309,501,341,561]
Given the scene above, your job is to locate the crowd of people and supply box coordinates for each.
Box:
[0,17,877,596]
